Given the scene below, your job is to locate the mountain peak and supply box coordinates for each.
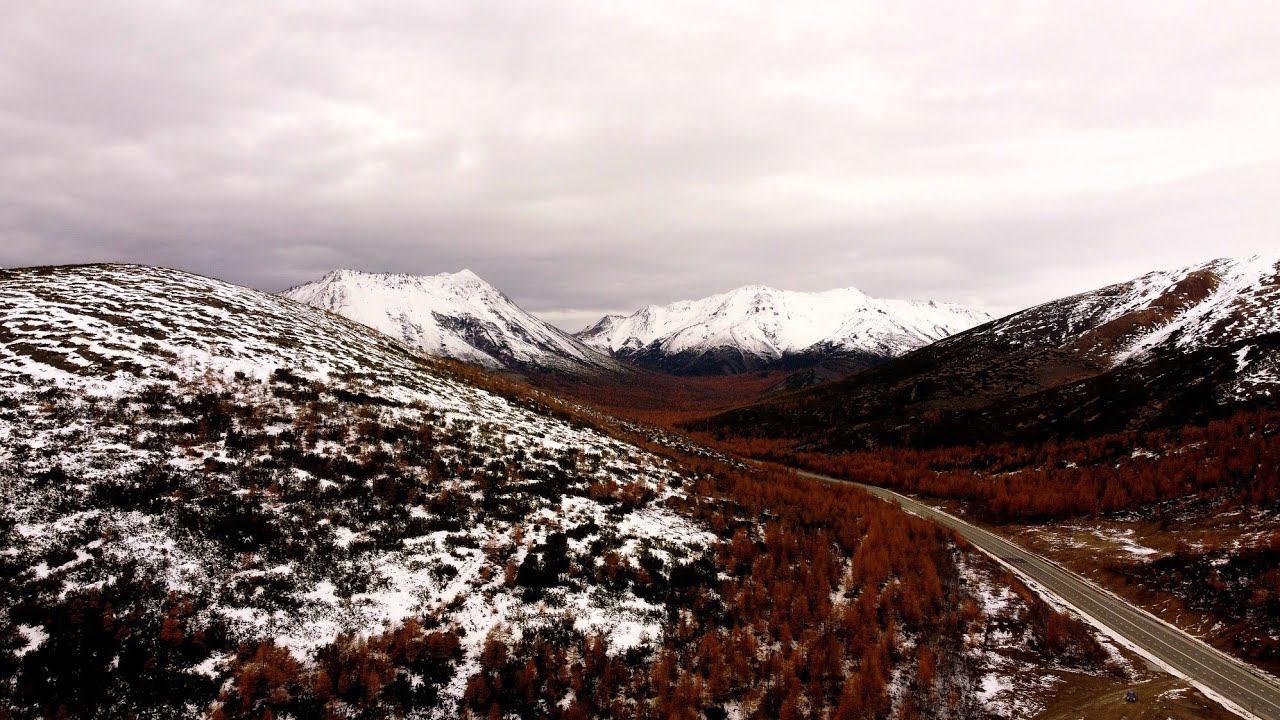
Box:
[282,268,619,374]
[445,267,486,284]
[312,267,493,287]
[701,253,1280,448]
[318,267,359,282]
[984,253,1280,367]
[576,283,990,375]
[728,283,780,295]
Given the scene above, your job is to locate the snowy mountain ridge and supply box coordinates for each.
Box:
[577,283,992,375]
[282,268,621,375]
[701,254,1280,449]
[980,254,1280,369]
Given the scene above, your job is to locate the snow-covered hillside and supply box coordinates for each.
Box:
[982,254,1280,373]
[283,268,620,375]
[0,264,710,717]
[577,284,990,374]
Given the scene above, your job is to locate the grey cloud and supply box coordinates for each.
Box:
[2,1,1277,329]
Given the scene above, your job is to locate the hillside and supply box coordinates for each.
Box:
[283,268,622,376]
[0,264,1129,718]
[693,256,1280,679]
[577,284,990,376]
[0,264,716,716]
[698,255,1280,449]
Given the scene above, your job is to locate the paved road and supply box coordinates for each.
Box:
[793,469,1280,720]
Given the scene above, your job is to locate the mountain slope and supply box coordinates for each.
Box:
[577,284,990,375]
[0,264,1136,719]
[697,255,1280,448]
[0,264,715,716]
[283,268,621,375]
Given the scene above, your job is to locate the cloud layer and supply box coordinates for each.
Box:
[3,1,1278,329]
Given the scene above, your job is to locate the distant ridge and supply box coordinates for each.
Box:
[576,284,990,375]
[697,255,1280,448]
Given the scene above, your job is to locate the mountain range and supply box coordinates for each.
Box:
[0,263,1079,718]
[281,268,992,390]
[698,254,1280,448]
[576,285,991,375]
[1,257,1275,718]
[279,259,1280,429]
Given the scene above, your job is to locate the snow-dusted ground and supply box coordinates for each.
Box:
[1039,526,1163,560]
[957,556,1133,718]
[0,264,711,715]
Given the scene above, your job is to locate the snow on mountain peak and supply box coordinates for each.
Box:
[982,254,1280,368]
[282,268,619,374]
[1105,254,1280,364]
[576,283,991,374]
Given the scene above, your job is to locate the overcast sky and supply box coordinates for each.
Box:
[2,1,1277,330]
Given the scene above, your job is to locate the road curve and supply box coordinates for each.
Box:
[792,469,1280,720]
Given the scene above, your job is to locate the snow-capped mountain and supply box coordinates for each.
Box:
[982,254,1280,369]
[577,285,991,375]
[703,255,1280,448]
[283,268,621,375]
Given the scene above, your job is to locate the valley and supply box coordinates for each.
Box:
[6,2,1276,717]
[0,264,1114,719]
[1,256,1277,719]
